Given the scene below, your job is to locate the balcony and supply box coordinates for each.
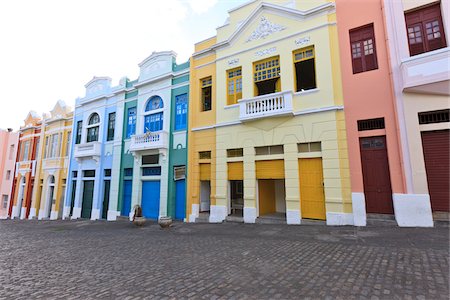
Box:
[401,47,450,95]
[129,131,168,152]
[239,90,293,122]
[74,142,101,160]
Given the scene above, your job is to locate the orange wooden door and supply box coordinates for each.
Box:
[258,179,275,216]
[299,158,326,220]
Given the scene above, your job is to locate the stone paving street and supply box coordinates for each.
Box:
[0,220,448,300]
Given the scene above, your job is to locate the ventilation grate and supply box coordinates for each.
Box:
[357,118,385,131]
[418,109,450,125]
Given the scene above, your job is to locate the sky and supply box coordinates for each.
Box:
[0,0,247,131]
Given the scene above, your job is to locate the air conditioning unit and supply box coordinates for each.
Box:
[174,166,186,181]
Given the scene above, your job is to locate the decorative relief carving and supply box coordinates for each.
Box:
[228,58,239,66]
[255,47,277,57]
[295,36,311,46]
[246,16,286,42]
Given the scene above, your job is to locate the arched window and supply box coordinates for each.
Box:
[145,96,164,112]
[87,113,100,142]
[144,96,164,133]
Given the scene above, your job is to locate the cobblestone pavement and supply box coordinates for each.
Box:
[0,220,448,300]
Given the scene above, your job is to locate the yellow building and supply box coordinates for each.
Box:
[29,101,73,220]
[187,0,352,225]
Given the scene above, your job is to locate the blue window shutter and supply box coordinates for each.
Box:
[175,94,187,130]
[127,107,136,138]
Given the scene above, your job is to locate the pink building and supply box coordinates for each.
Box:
[0,128,19,219]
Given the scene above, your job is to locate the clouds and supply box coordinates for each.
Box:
[0,0,242,130]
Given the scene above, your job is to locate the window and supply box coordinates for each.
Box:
[298,142,322,153]
[142,167,161,176]
[254,56,281,96]
[199,151,211,159]
[124,168,133,177]
[83,170,95,177]
[21,140,30,161]
[294,47,316,91]
[174,166,186,180]
[144,112,163,132]
[75,121,82,144]
[405,3,446,56]
[126,107,137,138]
[175,94,188,130]
[418,109,450,125]
[349,24,378,74]
[201,77,212,111]
[255,145,284,155]
[9,144,15,160]
[72,171,78,178]
[145,96,164,111]
[227,148,243,158]
[6,170,11,180]
[65,131,71,156]
[34,137,40,159]
[357,118,385,131]
[50,134,58,157]
[107,113,115,141]
[142,155,159,165]
[2,195,7,209]
[227,68,242,105]
[87,113,100,143]
[104,169,112,177]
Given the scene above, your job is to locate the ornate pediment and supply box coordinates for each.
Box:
[246,16,286,42]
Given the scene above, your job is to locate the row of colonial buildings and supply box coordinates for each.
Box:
[0,0,448,227]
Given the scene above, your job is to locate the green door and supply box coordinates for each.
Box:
[81,180,94,219]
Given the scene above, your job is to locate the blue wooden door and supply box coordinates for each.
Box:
[142,181,160,219]
[175,180,186,220]
[122,180,132,217]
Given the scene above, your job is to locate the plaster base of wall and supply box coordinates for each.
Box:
[0,215,7,220]
[20,207,26,220]
[326,212,354,226]
[393,193,434,227]
[62,206,70,220]
[129,211,134,221]
[209,205,227,223]
[286,210,301,225]
[50,211,58,220]
[71,207,81,220]
[11,206,18,219]
[38,209,45,220]
[107,210,118,221]
[90,209,100,221]
[244,207,256,223]
[189,204,199,223]
[28,208,37,220]
[352,192,367,226]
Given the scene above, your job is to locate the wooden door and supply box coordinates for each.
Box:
[102,180,111,219]
[299,158,326,220]
[360,136,393,214]
[421,130,450,212]
[141,181,160,220]
[81,180,94,219]
[122,180,132,216]
[258,179,275,216]
[175,179,186,220]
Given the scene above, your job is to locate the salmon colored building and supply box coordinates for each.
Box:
[9,112,42,219]
[336,0,436,226]
[0,128,19,219]
[383,0,449,224]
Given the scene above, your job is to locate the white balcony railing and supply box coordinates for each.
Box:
[129,131,168,152]
[239,90,293,122]
[74,142,101,159]
[401,47,450,95]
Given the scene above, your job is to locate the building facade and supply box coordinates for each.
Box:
[383,0,449,225]
[63,77,120,220]
[0,128,19,219]
[29,101,73,220]
[188,0,353,225]
[120,51,190,221]
[9,112,42,219]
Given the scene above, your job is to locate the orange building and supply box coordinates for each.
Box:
[9,112,42,219]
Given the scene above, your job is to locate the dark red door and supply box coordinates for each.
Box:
[360,136,393,214]
[421,130,450,212]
